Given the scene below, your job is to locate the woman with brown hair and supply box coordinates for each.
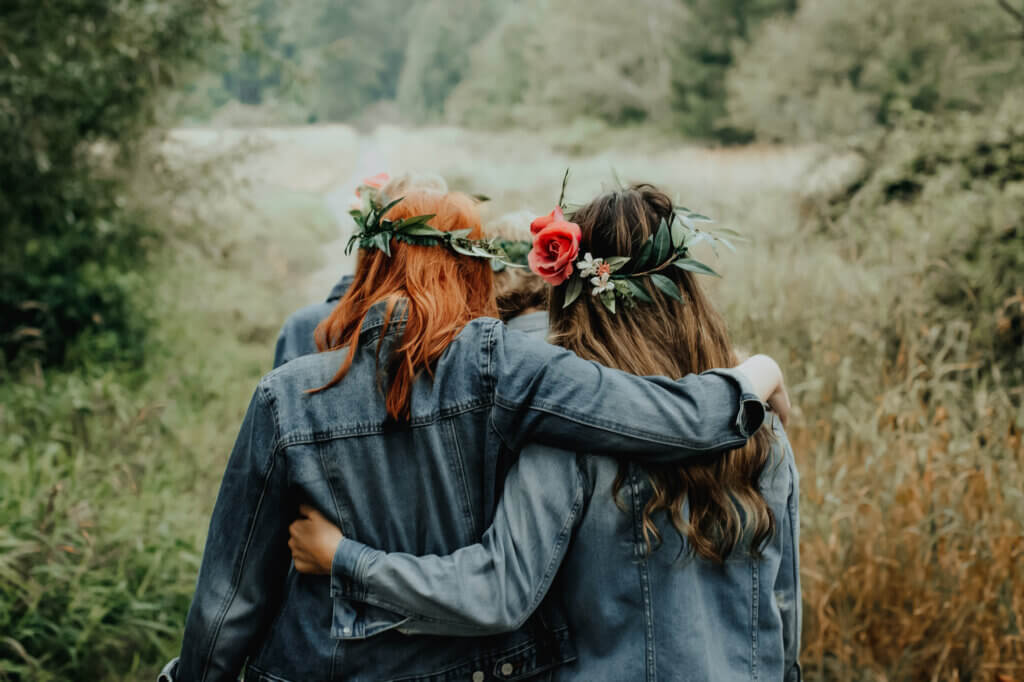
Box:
[290,184,801,681]
[162,185,788,682]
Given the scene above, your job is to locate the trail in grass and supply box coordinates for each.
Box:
[303,133,387,301]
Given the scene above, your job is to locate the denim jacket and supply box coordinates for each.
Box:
[272,275,353,368]
[164,301,765,682]
[331,417,801,681]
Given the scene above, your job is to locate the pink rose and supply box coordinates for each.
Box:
[528,220,582,286]
[356,172,389,197]
[530,206,565,235]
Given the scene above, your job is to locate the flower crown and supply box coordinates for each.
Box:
[346,174,524,270]
[528,172,740,314]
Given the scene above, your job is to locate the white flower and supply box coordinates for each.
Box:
[591,271,614,295]
[577,252,603,278]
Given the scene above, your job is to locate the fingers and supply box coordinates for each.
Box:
[768,383,791,427]
[298,503,317,518]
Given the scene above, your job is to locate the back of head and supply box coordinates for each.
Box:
[549,184,774,562]
[489,210,547,321]
[314,189,497,419]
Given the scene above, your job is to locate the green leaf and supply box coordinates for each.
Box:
[392,214,436,230]
[633,236,654,271]
[674,258,720,277]
[378,196,404,218]
[563,275,583,308]
[605,256,631,272]
[471,245,497,259]
[710,227,745,238]
[558,168,571,209]
[450,240,477,257]
[373,232,392,257]
[399,224,446,237]
[652,219,672,265]
[449,228,474,240]
[472,194,491,203]
[622,277,653,303]
[670,215,687,248]
[600,289,616,314]
[715,235,737,253]
[649,273,682,301]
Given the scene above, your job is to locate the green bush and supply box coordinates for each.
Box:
[0,1,226,367]
[805,93,1024,373]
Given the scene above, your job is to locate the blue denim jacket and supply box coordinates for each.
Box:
[331,418,800,681]
[272,275,353,368]
[165,301,764,682]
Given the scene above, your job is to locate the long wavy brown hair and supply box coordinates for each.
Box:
[548,184,774,564]
[312,190,497,420]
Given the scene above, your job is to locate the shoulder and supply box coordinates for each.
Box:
[260,348,346,401]
[279,301,335,335]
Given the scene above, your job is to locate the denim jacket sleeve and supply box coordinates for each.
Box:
[487,322,766,461]
[776,430,802,680]
[330,444,585,636]
[172,383,293,682]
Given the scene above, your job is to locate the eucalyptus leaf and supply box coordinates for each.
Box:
[649,273,683,300]
[449,228,474,240]
[674,258,720,277]
[563,275,583,308]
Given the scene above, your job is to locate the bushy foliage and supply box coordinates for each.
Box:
[726,0,1021,142]
[0,1,227,366]
[807,93,1024,370]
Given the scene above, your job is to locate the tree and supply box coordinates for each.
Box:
[0,0,229,366]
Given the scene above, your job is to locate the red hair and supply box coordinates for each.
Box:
[312,191,497,419]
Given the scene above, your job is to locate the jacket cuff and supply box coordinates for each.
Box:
[330,537,376,598]
[157,657,178,682]
[701,367,766,438]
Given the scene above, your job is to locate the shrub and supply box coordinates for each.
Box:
[0,0,227,367]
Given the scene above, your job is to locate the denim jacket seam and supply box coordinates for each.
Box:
[494,396,746,452]
[277,403,492,449]
[198,390,282,682]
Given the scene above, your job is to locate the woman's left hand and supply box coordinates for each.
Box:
[288,505,344,575]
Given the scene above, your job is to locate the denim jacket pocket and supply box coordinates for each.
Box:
[331,597,411,640]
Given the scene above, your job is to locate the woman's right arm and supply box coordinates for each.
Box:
[486,322,780,462]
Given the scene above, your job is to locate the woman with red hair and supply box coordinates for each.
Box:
[162,188,787,682]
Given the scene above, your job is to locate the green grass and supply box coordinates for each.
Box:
[0,182,335,681]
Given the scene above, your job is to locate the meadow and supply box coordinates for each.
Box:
[1,123,1021,681]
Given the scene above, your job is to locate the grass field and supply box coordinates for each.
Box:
[1,125,1020,681]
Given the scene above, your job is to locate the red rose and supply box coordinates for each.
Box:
[528,220,582,286]
[356,172,389,197]
[530,206,565,235]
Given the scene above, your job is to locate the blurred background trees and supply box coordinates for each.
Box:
[0,0,230,367]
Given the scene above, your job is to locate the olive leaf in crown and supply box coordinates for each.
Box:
[346,194,526,269]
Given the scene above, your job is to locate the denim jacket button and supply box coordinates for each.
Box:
[500,662,514,676]
[472,671,485,682]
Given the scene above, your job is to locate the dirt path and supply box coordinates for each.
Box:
[303,134,389,301]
